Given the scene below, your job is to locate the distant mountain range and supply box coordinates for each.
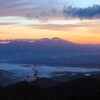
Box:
[0,38,100,65]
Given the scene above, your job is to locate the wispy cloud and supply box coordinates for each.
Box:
[0,22,14,25]
[0,0,33,17]
[30,20,100,32]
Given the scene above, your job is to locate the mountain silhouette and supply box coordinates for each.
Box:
[0,77,100,100]
[0,38,100,65]
[48,77,100,97]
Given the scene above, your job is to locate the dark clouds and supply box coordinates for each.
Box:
[63,5,100,19]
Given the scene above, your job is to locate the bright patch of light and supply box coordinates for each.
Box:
[47,19,81,25]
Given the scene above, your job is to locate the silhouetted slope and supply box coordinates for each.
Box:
[38,77,60,87]
[0,81,36,100]
[0,70,20,86]
[0,81,47,100]
[48,77,100,97]
[0,77,100,100]
[0,84,3,89]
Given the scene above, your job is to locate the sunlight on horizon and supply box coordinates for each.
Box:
[0,0,100,44]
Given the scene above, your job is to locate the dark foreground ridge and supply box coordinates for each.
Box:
[0,77,100,100]
[0,84,3,89]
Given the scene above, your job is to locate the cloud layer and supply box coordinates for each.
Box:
[63,5,100,19]
[0,0,100,21]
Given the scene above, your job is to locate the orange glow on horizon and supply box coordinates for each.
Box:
[0,25,100,44]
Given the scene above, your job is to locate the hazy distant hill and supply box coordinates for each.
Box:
[0,38,100,65]
[0,38,82,55]
[0,70,21,86]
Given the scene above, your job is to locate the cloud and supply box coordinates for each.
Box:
[0,0,100,27]
[0,22,14,25]
[63,5,100,19]
[0,0,33,17]
[29,20,100,34]
[0,0,64,20]
[26,7,62,20]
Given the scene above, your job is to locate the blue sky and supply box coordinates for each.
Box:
[21,0,100,6]
[17,0,100,7]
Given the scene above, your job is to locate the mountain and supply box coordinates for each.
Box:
[0,77,100,100]
[0,70,21,86]
[0,38,78,60]
[38,77,60,87]
[48,77,100,97]
[52,72,86,82]
[0,81,37,100]
[0,38,100,65]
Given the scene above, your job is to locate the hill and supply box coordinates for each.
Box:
[48,77,100,96]
[0,70,20,86]
[38,77,60,87]
[0,81,45,100]
[0,38,100,66]
[1,77,100,100]
[0,84,3,89]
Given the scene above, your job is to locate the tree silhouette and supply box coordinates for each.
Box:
[32,65,48,100]
[33,65,38,86]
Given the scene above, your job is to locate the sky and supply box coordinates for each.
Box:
[0,0,100,44]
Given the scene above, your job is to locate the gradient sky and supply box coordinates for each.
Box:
[0,0,100,44]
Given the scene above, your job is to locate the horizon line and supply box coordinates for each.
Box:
[0,37,100,45]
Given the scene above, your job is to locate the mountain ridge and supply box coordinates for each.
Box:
[0,37,100,45]
[0,37,77,45]
[0,37,100,65]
